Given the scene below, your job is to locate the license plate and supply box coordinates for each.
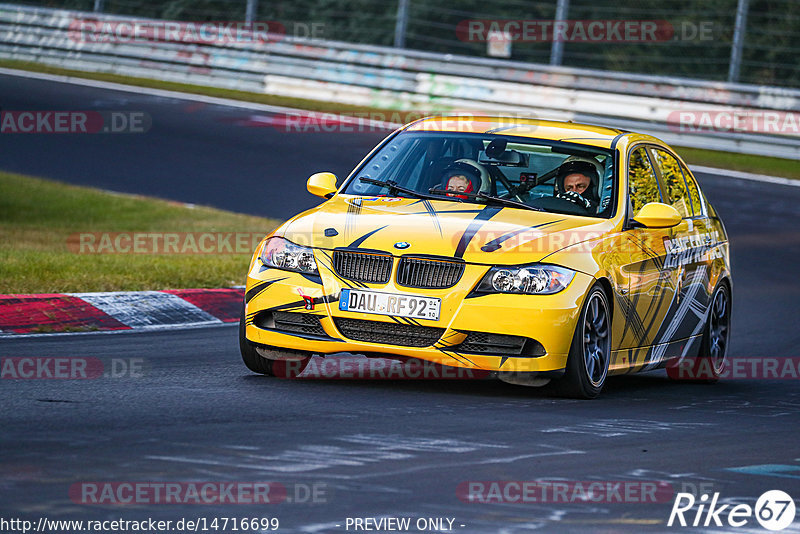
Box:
[339,289,440,321]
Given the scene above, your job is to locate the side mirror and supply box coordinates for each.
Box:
[307,172,338,199]
[633,202,682,228]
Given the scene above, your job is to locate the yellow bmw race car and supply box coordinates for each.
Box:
[240,116,732,398]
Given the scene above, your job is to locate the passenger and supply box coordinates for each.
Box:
[441,160,486,200]
[445,174,474,199]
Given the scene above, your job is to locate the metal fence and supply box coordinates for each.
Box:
[1,3,798,159]
[14,0,800,88]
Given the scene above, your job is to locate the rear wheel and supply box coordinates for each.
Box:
[239,305,310,378]
[555,286,611,399]
[668,282,730,382]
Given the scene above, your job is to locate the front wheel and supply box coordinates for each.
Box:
[555,286,611,399]
[239,305,310,378]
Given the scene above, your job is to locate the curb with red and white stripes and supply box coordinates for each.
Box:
[0,288,244,337]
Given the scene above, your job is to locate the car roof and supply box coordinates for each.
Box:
[402,116,648,149]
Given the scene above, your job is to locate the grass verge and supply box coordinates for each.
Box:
[2,58,797,179]
[674,146,800,180]
[0,171,280,293]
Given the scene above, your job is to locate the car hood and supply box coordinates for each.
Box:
[279,195,615,265]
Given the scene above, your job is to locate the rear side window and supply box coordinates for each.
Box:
[628,146,661,214]
[681,166,704,217]
[650,148,691,218]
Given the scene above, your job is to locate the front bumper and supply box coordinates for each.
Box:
[244,257,592,373]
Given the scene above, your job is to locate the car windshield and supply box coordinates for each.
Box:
[342,132,616,218]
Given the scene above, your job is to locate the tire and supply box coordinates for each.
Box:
[239,305,311,378]
[555,285,611,399]
[668,282,731,383]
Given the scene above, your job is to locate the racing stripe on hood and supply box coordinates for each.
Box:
[453,206,504,259]
[416,208,484,215]
[480,220,564,252]
[415,199,443,237]
[348,225,389,248]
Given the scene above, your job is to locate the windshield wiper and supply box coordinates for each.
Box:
[477,192,544,211]
[358,177,448,201]
[428,187,543,211]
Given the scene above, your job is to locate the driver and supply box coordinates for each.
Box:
[554,158,601,211]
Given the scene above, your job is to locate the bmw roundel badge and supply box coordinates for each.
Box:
[394,241,411,250]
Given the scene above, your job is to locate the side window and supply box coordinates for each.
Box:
[628,146,661,214]
[650,148,691,218]
[681,165,704,217]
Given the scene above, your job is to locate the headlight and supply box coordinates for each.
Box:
[259,237,318,274]
[476,264,574,295]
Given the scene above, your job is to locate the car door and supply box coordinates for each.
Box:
[614,145,679,371]
[648,147,709,346]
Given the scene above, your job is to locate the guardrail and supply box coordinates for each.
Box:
[0,3,798,159]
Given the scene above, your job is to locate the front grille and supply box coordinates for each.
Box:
[396,257,465,289]
[333,250,393,283]
[451,331,545,357]
[256,311,327,337]
[333,317,445,347]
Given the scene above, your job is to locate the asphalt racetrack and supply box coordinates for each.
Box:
[2,72,800,533]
